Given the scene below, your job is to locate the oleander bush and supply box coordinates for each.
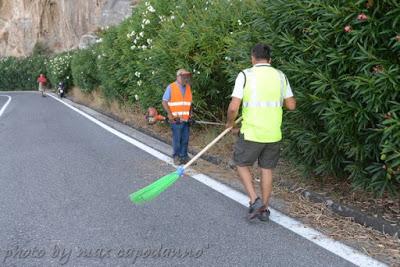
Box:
[250,0,399,195]
[71,48,100,93]
[46,52,74,89]
[0,55,48,90]
[96,0,256,117]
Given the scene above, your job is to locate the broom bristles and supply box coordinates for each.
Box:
[130,172,181,204]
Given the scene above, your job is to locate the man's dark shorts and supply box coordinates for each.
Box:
[233,134,281,169]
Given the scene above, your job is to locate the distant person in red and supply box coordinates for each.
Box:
[37,74,47,97]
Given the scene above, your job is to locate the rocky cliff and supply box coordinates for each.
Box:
[0,0,136,57]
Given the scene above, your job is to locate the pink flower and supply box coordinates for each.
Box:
[357,13,368,22]
[344,25,352,33]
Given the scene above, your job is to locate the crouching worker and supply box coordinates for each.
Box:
[162,69,193,165]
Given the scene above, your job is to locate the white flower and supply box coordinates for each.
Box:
[146,38,152,44]
[151,71,155,75]
[131,45,136,50]
[145,1,150,7]
[148,5,155,13]
[135,71,141,77]
[137,80,142,86]
[142,45,147,50]
[133,39,137,44]
[224,56,231,61]
[139,32,144,37]
[170,15,175,20]
[66,76,70,79]
[134,94,139,100]
[180,23,185,29]
[238,20,242,26]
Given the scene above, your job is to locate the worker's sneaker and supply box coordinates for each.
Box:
[247,197,263,221]
[173,156,181,165]
[258,206,270,222]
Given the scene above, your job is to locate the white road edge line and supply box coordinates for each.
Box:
[0,95,11,117]
[48,93,386,267]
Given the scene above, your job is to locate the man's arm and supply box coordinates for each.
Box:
[282,75,296,111]
[162,85,175,120]
[226,72,245,128]
[226,97,241,128]
[162,100,174,121]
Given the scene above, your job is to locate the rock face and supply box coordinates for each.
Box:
[0,0,136,57]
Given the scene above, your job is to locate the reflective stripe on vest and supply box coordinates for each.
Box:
[168,101,192,107]
[171,111,190,116]
[241,66,286,143]
[168,82,192,121]
[242,101,282,108]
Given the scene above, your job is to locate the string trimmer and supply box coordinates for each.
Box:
[145,107,224,126]
[129,117,242,204]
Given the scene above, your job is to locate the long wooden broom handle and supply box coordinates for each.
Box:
[183,117,242,169]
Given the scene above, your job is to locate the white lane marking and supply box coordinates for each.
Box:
[48,93,386,267]
[0,95,11,117]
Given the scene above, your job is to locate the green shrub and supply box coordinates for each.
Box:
[252,0,400,195]
[96,0,256,117]
[46,52,73,88]
[71,48,100,93]
[0,55,47,91]
[32,41,52,56]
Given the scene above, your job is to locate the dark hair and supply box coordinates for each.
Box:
[251,43,271,60]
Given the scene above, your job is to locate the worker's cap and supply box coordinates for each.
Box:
[176,69,192,77]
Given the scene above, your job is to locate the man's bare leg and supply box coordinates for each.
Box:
[260,168,273,208]
[237,166,258,203]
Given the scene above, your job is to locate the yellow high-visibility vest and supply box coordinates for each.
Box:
[241,65,287,143]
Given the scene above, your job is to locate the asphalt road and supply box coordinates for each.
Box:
[0,92,357,267]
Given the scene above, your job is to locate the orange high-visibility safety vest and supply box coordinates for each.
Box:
[168,82,192,121]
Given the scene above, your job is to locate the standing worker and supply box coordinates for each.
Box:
[162,69,193,165]
[226,44,296,222]
[37,73,47,97]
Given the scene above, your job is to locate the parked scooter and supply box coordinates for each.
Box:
[57,82,65,98]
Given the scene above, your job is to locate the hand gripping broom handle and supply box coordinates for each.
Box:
[183,117,242,170]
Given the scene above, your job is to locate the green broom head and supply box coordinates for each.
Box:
[129,167,184,204]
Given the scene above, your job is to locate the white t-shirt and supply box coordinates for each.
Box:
[231,64,294,99]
